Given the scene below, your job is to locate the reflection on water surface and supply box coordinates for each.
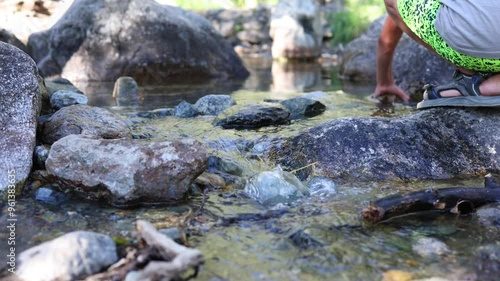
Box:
[77,58,376,114]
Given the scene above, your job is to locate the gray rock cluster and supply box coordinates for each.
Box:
[125,92,327,130]
[202,5,272,56]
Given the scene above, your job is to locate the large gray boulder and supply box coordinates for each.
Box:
[339,15,455,98]
[273,108,500,182]
[40,104,131,144]
[0,29,29,55]
[0,42,42,193]
[17,231,118,281]
[270,0,322,59]
[46,135,208,206]
[28,0,249,82]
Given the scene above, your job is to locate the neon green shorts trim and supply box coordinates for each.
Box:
[398,0,500,72]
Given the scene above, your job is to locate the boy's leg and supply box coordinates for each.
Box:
[385,0,500,97]
[384,0,435,54]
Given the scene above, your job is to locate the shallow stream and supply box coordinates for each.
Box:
[2,59,498,281]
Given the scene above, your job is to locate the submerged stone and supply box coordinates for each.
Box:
[307,177,336,197]
[288,228,325,249]
[412,237,451,258]
[151,108,175,118]
[474,244,500,281]
[244,166,309,206]
[35,187,70,205]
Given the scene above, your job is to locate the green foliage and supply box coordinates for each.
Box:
[174,0,279,10]
[328,0,386,45]
[329,11,365,45]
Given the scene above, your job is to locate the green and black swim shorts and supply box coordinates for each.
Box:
[398,0,500,72]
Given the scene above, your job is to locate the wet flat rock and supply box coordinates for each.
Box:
[280,97,326,119]
[46,135,208,206]
[213,103,290,129]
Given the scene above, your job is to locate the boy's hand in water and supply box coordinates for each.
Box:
[373,84,410,102]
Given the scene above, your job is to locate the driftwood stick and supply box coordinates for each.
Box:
[361,187,500,224]
[135,220,204,281]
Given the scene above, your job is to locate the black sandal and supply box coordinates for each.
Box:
[417,70,500,109]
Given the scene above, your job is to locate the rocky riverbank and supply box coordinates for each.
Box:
[1,1,500,280]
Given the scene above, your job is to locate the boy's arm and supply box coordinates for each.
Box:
[374,16,409,101]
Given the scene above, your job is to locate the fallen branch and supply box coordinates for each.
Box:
[362,186,500,224]
[135,220,204,280]
[84,220,203,281]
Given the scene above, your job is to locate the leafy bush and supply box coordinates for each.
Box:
[328,0,385,45]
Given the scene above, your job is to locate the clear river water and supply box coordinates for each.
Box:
[1,58,498,281]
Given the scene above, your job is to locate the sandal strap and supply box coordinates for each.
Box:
[424,70,493,100]
[454,70,491,96]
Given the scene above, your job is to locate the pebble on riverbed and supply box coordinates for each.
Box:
[35,187,70,205]
[412,237,452,258]
[49,90,88,110]
[33,145,50,170]
[175,101,199,118]
[194,94,236,116]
